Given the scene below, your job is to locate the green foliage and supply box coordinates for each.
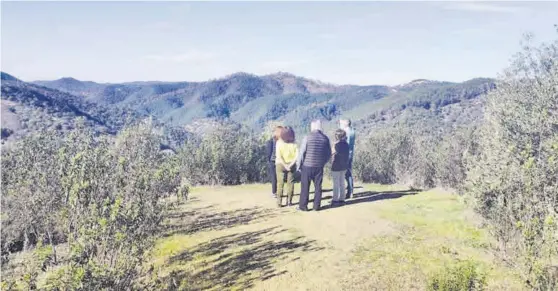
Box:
[1,127,14,140]
[1,118,266,289]
[1,119,185,289]
[427,260,487,291]
[176,121,267,185]
[1,130,65,253]
[0,79,143,142]
[465,32,558,289]
[353,124,473,190]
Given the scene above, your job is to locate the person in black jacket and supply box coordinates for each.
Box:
[296,120,331,211]
[266,126,283,198]
[331,129,350,206]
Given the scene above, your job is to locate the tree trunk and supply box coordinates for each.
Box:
[47,229,57,264]
[24,229,29,251]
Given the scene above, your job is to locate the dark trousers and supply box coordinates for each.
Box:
[345,167,353,198]
[345,158,354,198]
[268,162,277,194]
[299,166,324,211]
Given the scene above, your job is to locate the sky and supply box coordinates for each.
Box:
[1,1,557,86]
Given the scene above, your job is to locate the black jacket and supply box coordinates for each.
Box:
[331,141,350,171]
[266,138,276,163]
[299,130,331,168]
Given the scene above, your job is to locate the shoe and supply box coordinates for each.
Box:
[287,202,293,206]
[296,207,308,212]
[272,193,277,198]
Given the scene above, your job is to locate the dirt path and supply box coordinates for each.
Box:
[155,183,416,291]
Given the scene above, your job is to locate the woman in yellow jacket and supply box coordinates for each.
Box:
[275,126,298,207]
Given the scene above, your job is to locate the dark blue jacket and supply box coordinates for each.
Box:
[297,130,331,169]
[331,141,350,171]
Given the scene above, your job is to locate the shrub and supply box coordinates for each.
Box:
[427,260,487,291]
[353,125,471,190]
[1,119,184,289]
[465,31,558,289]
[176,121,267,185]
[1,127,14,140]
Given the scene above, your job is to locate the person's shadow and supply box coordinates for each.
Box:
[347,189,417,204]
[316,189,418,210]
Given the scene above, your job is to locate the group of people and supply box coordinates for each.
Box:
[265,119,355,211]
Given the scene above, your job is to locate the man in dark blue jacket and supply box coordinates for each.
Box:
[297,120,331,211]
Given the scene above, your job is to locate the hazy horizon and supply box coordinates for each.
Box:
[4,70,494,88]
[2,1,557,85]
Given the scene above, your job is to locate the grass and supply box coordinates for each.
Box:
[377,190,487,246]
[350,189,523,290]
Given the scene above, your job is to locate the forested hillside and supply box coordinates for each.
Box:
[0,75,199,150]
[32,72,495,135]
[1,75,141,144]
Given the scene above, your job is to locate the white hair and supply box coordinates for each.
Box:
[310,120,322,132]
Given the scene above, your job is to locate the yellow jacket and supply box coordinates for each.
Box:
[276,139,298,165]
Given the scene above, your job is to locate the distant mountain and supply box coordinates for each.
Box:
[33,72,340,125]
[34,77,106,98]
[32,72,496,134]
[1,72,20,81]
[1,73,143,143]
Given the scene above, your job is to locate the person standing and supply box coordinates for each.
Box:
[297,120,331,211]
[331,129,350,206]
[275,126,298,207]
[340,119,356,199]
[266,126,283,198]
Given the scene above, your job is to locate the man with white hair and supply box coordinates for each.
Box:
[340,118,356,199]
[297,119,331,211]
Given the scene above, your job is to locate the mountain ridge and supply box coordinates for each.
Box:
[29,71,491,88]
[0,76,147,144]
[2,71,496,139]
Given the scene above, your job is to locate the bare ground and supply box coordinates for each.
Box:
[152,183,523,291]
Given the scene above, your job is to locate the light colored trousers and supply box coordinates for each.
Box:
[332,170,346,202]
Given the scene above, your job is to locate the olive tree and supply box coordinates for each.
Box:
[1,119,185,289]
[465,30,558,289]
[176,122,267,185]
